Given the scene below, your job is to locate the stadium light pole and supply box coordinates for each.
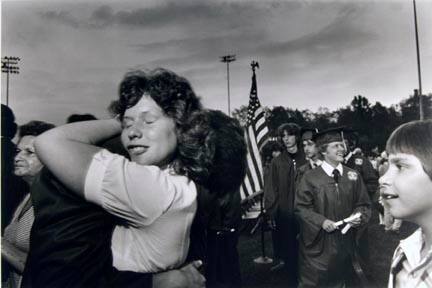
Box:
[413,0,423,120]
[1,56,21,106]
[220,55,236,116]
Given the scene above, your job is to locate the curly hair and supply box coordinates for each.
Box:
[109,68,202,128]
[19,120,55,138]
[109,68,207,182]
[176,110,247,194]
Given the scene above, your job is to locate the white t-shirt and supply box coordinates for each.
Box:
[84,149,197,273]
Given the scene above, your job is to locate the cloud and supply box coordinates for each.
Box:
[39,5,117,29]
[37,1,303,30]
[259,4,374,56]
[39,10,82,28]
[131,31,264,57]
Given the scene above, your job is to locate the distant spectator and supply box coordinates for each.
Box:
[66,113,97,123]
[1,105,27,284]
[2,120,55,288]
[296,127,322,185]
[1,104,26,234]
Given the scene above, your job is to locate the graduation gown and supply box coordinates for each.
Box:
[295,165,371,288]
[296,160,322,189]
[265,150,306,218]
[264,150,305,285]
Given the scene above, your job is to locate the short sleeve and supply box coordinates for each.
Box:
[84,149,196,227]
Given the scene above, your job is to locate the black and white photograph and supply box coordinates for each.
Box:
[1,0,432,287]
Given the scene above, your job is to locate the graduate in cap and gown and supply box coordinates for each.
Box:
[296,128,322,186]
[295,127,371,288]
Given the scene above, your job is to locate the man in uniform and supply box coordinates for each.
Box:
[295,127,371,287]
[265,123,306,285]
[344,134,379,278]
[344,136,379,199]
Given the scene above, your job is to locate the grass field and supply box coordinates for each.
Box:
[237,210,418,288]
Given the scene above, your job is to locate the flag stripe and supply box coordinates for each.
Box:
[241,67,270,219]
[247,127,264,188]
[245,135,259,189]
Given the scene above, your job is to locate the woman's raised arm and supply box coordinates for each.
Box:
[34,119,122,197]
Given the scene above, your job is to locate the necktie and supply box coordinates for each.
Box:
[332,169,340,184]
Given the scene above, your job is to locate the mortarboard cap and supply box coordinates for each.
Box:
[313,126,354,147]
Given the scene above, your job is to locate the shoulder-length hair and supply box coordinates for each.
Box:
[386,120,432,180]
[277,122,301,141]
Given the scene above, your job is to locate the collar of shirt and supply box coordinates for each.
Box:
[344,151,353,163]
[309,159,323,168]
[397,228,432,274]
[321,161,343,177]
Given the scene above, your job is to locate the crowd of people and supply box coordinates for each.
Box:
[1,67,432,288]
[261,118,432,287]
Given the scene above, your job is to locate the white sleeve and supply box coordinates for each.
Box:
[84,149,193,227]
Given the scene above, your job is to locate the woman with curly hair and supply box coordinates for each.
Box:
[23,68,247,288]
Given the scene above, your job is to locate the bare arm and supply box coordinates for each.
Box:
[153,260,205,288]
[34,119,122,197]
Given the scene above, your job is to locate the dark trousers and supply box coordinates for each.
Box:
[272,211,299,286]
[206,229,242,288]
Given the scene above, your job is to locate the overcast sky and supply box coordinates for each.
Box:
[1,0,431,125]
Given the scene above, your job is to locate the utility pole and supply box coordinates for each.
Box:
[1,56,20,106]
[413,0,423,120]
[220,55,236,116]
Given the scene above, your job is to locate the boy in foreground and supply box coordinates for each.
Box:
[379,120,432,287]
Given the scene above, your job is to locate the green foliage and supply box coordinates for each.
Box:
[233,93,430,155]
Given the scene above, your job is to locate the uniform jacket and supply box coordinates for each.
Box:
[345,153,379,199]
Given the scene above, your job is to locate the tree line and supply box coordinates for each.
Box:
[232,93,432,155]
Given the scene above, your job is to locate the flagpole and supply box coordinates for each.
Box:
[413,0,423,120]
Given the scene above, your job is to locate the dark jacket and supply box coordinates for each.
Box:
[345,154,379,199]
[22,168,152,288]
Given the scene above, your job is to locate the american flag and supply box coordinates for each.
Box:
[240,62,269,212]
